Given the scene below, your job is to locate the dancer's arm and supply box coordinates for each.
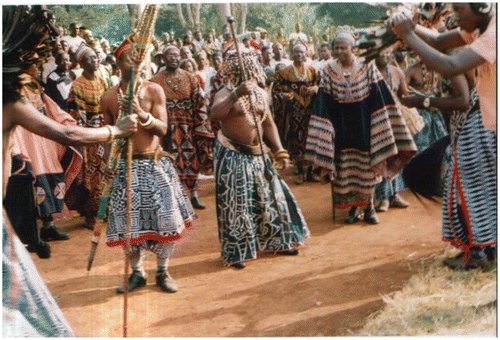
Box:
[6,99,138,146]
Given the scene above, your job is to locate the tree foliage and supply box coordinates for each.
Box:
[315,3,390,27]
[49,5,131,43]
[47,3,391,46]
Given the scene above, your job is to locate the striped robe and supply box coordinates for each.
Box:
[442,90,496,261]
[305,59,417,209]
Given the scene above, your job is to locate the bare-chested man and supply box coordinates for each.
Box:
[3,6,137,336]
[210,51,309,269]
[99,36,195,293]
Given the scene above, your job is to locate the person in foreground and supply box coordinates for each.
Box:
[210,50,310,269]
[389,2,497,269]
[3,5,138,336]
[99,36,196,293]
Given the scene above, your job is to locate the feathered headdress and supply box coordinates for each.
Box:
[218,50,266,89]
[356,3,454,62]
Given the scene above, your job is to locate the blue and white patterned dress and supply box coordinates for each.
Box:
[106,156,196,258]
[214,134,309,266]
[441,89,497,261]
[3,216,75,337]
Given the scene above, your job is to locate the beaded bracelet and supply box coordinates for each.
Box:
[139,113,154,128]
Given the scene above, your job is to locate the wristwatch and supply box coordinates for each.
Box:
[423,97,431,108]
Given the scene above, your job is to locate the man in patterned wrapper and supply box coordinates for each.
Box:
[210,51,310,269]
[150,45,214,210]
[100,36,196,293]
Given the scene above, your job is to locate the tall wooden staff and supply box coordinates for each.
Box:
[123,7,159,337]
[84,4,159,337]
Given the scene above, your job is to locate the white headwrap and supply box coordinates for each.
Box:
[336,26,356,46]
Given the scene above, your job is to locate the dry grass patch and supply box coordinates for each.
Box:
[358,251,497,336]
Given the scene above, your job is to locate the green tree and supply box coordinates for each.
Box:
[49,5,131,45]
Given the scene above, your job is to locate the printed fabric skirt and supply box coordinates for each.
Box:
[3,219,75,337]
[106,156,196,258]
[442,105,496,261]
[214,140,310,266]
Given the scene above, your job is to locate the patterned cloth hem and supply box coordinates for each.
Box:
[223,242,308,266]
[106,220,194,248]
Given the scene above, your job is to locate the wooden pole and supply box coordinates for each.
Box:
[226,16,247,81]
[123,140,133,337]
[226,15,283,222]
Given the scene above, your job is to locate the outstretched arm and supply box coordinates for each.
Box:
[6,99,138,147]
[413,25,466,51]
[390,14,486,78]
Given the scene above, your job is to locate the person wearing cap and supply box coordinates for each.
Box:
[194,51,216,95]
[62,22,85,52]
[203,33,218,61]
[150,45,215,210]
[66,44,111,230]
[274,28,289,50]
[6,54,78,259]
[99,36,195,293]
[304,26,417,225]
[209,28,222,50]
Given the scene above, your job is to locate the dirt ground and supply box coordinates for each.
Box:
[32,171,446,337]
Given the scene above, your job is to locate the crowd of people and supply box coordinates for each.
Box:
[2,3,496,336]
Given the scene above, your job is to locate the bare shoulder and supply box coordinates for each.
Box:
[142,80,163,93]
[141,80,166,100]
